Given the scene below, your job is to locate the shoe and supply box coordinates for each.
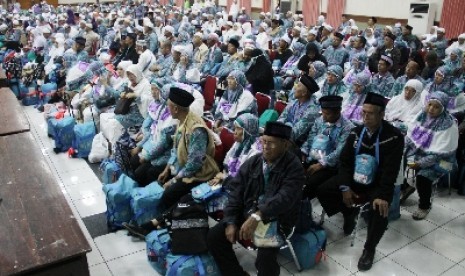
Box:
[412,207,431,220]
[357,249,375,271]
[400,186,416,205]
[37,105,44,112]
[122,222,150,240]
[343,208,360,235]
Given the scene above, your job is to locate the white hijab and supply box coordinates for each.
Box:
[385,79,424,123]
[126,64,152,119]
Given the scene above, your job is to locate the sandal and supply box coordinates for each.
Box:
[412,207,431,220]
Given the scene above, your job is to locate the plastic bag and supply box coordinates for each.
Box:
[89,132,110,163]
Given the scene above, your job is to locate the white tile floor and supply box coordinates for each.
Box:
[22,105,465,276]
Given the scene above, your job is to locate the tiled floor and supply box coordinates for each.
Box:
[23,105,465,276]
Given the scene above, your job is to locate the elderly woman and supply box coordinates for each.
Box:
[385,79,424,133]
[115,64,152,129]
[342,73,371,125]
[403,91,459,220]
[308,61,328,88]
[214,70,257,131]
[130,81,178,186]
[421,66,465,115]
[319,65,348,100]
[209,113,261,187]
[343,52,371,86]
[444,48,463,76]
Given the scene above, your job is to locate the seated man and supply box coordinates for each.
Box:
[278,75,321,146]
[301,96,354,199]
[316,92,404,271]
[207,122,305,276]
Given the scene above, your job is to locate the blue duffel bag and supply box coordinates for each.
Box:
[100,158,122,185]
[72,122,96,158]
[146,229,171,275]
[165,253,221,276]
[130,181,164,226]
[50,116,76,152]
[103,174,138,230]
[281,225,327,271]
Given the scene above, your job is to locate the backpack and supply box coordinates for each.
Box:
[50,116,76,152]
[281,225,327,270]
[72,122,96,158]
[100,158,122,185]
[169,197,209,255]
[114,130,136,178]
[102,174,137,230]
[165,254,221,276]
[130,181,164,226]
[146,229,171,275]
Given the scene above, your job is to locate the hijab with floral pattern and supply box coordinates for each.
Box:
[231,113,260,159]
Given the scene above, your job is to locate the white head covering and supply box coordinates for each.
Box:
[437,27,446,34]
[164,25,175,34]
[385,79,424,123]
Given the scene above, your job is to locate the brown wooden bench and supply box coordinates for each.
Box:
[0,131,91,275]
[0,88,30,136]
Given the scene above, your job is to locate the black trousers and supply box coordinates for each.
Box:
[130,154,165,187]
[303,162,338,200]
[160,179,201,210]
[316,176,389,251]
[416,175,433,209]
[207,221,281,276]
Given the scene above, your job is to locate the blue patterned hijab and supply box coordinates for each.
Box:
[225,70,247,103]
[233,113,259,158]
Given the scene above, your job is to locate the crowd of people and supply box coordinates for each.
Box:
[1,0,464,275]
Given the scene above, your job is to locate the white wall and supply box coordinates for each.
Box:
[343,0,443,21]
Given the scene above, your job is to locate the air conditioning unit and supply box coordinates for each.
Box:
[408,2,437,35]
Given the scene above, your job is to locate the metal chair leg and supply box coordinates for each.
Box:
[448,172,452,195]
[285,238,302,272]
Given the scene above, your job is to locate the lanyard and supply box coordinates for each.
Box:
[355,126,382,164]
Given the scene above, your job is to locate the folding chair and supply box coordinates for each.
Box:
[255,92,271,116]
[274,100,287,115]
[203,75,217,112]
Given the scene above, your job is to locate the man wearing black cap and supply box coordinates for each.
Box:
[158,87,219,207]
[278,75,321,146]
[323,32,349,68]
[301,96,354,200]
[215,38,244,80]
[369,32,401,76]
[316,92,404,271]
[402,24,422,52]
[72,36,89,63]
[113,32,139,67]
[208,121,305,276]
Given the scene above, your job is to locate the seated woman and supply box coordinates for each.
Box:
[277,41,306,89]
[341,73,371,125]
[245,48,274,95]
[319,65,348,100]
[209,113,261,188]
[308,61,327,90]
[421,66,465,116]
[130,81,178,186]
[114,64,152,129]
[297,42,328,71]
[444,48,463,77]
[403,91,459,220]
[343,52,371,86]
[385,79,424,134]
[213,70,257,131]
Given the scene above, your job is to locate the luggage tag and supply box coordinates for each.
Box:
[254,222,271,238]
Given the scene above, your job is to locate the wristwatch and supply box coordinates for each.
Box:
[250,213,262,222]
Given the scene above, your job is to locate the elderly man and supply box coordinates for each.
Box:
[427,27,448,60]
[323,32,349,69]
[201,33,223,76]
[207,121,305,276]
[278,75,321,146]
[192,32,209,68]
[152,41,173,78]
[144,21,159,55]
[316,92,404,272]
[301,96,355,199]
[136,39,156,78]
[446,33,465,56]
